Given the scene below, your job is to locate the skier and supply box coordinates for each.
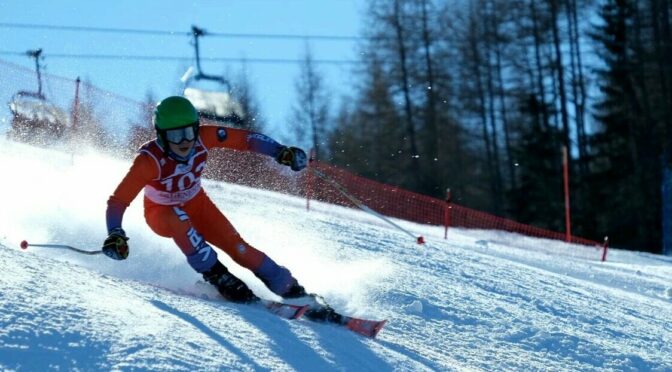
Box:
[102,95,309,304]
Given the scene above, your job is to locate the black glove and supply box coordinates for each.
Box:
[276,146,307,171]
[103,228,129,260]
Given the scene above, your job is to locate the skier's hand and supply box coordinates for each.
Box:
[102,228,129,260]
[276,146,307,171]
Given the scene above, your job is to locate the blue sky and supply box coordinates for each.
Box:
[1,0,365,138]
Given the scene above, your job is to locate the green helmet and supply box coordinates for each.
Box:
[154,96,199,130]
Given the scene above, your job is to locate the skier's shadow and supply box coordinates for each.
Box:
[150,300,263,369]
[303,321,394,370]
[151,299,390,370]
[239,302,393,371]
[151,299,333,370]
[236,306,337,370]
[240,305,392,370]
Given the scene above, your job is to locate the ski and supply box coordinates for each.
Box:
[261,300,310,320]
[342,316,388,338]
[195,280,383,332]
[301,303,387,338]
[192,280,309,320]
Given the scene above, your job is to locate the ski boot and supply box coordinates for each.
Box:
[283,281,308,298]
[203,261,259,303]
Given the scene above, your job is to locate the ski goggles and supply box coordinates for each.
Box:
[164,123,198,144]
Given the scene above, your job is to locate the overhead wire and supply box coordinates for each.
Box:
[0,22,363,65]
[0,51,360,65]
[0,22,363,41]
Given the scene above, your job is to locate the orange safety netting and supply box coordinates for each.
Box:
[305,161,600,247]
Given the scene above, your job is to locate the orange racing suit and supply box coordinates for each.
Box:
[105,125,298,295]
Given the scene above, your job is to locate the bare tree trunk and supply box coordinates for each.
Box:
[564,0,588,177]
[531,0,550,131]
[549,0,572,154]
[654,0,672,157]
[420,0,440,191]
[632,1,660,241]
[483,3,504,213]
[468,11,498,209]
[569,0,589,176]
[304,56,321,159]
[523,50,543,130]
[651,0,670,114]
[392,0,423,187]
[491,2,516,191]
[291,49,329,161]
[664,0,672,117]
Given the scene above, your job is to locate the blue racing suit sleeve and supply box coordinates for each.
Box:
[247,133,285,158]
[106,197,127,234]
[200,125,284,158]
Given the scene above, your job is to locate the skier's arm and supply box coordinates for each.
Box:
[106,153,158,233]
[200,125,284,156]
[200,125,307,171]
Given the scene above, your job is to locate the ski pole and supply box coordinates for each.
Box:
[309,167,426,245]
[20,240,103,255]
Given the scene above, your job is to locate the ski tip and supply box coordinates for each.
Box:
[20,240,28,250]
[346,318,389,338]
[371,320,388,338]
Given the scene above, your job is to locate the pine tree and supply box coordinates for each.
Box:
[329,57,407,183]
[589,0,659,251]
[508,93,564,230]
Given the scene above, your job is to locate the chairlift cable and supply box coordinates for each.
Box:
[0,51,360,65]
[0,22,362,41]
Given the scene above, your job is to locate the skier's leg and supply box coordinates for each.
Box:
[144,203,217,272]
[186,192,306,297]
[144,203,257,302]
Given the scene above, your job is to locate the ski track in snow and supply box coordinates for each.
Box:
[0,138,671,371]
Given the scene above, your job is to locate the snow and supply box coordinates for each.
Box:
[0,138,671,371]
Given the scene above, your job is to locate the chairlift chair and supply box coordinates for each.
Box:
[181,26,246,126]
[6,49,70,145]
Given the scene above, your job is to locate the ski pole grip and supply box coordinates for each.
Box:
[20,240,29,250]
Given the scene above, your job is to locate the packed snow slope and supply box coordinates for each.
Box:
[0,138,671,371]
